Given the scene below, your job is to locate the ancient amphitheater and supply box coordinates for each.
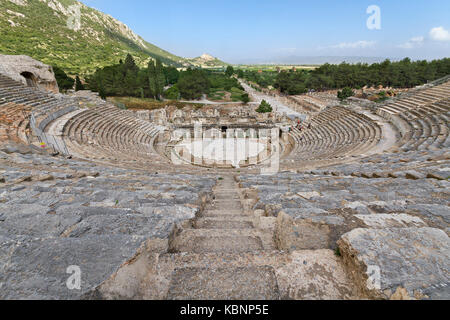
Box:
[0,58,449,300]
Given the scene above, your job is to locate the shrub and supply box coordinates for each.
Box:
[337,87,354,101]
[256,100,273,113]
[53,66,74,91]
[241,93,250,104]
[164,85,180,100]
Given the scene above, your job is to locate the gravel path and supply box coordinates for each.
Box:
[239,80,307,121]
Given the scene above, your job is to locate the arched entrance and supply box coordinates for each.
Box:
[20,72,37,88]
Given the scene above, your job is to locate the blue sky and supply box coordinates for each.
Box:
[81,0,450,63]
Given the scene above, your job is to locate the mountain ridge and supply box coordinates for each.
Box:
[0,0,192,74]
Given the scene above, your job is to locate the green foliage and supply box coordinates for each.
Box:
[0,0,185,75]
[53,66,74,91]
[87,55,141,96]
[337,87,354,101]
[148,58,165,99]
[237,69,245,79]
[308,58,450,91]
[241,93,250,104]
[163,66,180,85]
[98,87,106,100]
[75,76,84,91]
[334,247,342,257]
[243,70,278,88]
[177,68,210,100]
[274,70,309,94]
[256,100,273,113]
[247,58,450,95]
[86,54,177,99]
[164,85,180,100]
[225,65,235,77]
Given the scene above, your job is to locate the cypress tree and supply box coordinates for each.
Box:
[75,76,84,91]
[155,59,165,99]
[148,59,157,99]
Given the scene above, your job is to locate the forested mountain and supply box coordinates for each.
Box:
[0,0,187,75]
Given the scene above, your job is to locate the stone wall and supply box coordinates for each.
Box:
[0,54,59,93]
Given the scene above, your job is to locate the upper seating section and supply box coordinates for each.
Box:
[376,80,450,151]
[0,73,79,133]
[0,73,170,168]
[286,106,382,162]
[61,103,168,168]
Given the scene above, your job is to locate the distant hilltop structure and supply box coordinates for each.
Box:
[199,53,216,61]
[186,53,228,68]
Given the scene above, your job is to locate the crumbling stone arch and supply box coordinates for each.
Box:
[20,71,37,88]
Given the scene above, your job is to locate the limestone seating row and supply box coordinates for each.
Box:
[236,171,449,299]
[377,81,450,118]
[388,104,449,151]
[0,102,32,144]
[62,104,164,164]
[374,81,449,152]
[288,106,381,161]
[0,147,216,299]
[0,74,79,132]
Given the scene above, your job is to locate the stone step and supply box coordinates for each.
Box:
[211,199,242,209]
[214,193,240,200]
[176,236,264,253]
[166,266,280,300]
[203,209,244,217]
[170,229,265,253]
[96,250,359,300]
[195,217,254,230]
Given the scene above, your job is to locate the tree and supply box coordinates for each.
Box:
[98,86,106,100]
[225,65,234,77]
[148,59,157,99]
[164,85,180,100]
[155,59,166,98]
[241,93,250,104]
[163,66,180,85]
[148,58,165,100]
[75,76,84,91]
[177,69,210,100]
[53,66,74,91]
[256,100,272,113]
[237,69,244,79]
[124,54,138,73]
[337,87,354,101]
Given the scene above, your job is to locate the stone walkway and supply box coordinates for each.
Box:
[239,80,307,121]
[93,175,360,300]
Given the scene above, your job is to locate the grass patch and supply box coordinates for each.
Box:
[334,247,342,257]
[108,97,203,110]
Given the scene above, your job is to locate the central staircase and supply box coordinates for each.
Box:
[166,176,280,299]
[91,175,360,300]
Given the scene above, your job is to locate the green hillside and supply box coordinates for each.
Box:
[0,0,186,75]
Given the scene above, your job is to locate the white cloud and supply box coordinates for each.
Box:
[430,27,450,42]
[274,48,298,54]
[330,40,376,49]
[398,36,424,49]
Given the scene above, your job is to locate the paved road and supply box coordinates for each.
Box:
[239,80,307,121]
